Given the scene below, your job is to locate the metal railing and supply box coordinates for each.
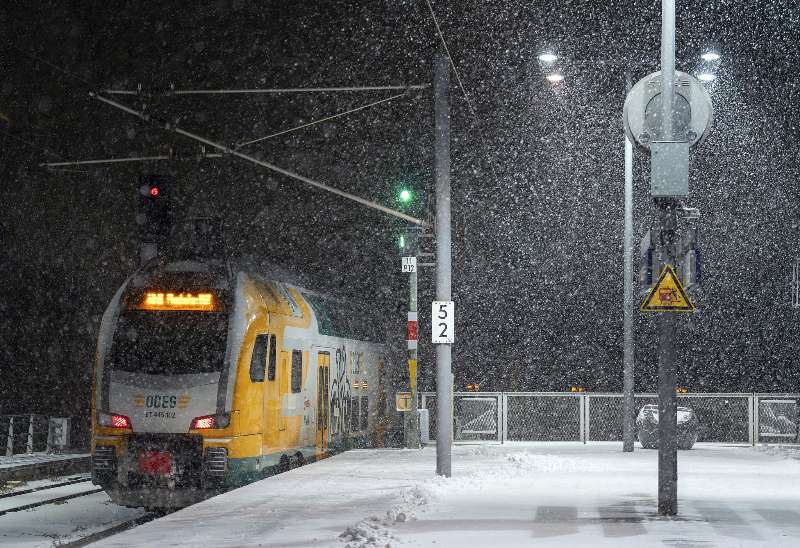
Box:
[0,415,72,456]
[419,392,800,445]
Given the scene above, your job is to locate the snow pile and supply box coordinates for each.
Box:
[339,516,395,548]
[340,483,433,546]
[754,443,800,460]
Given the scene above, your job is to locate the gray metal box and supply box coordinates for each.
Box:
[651,141,690,197]
[419,408,430,444]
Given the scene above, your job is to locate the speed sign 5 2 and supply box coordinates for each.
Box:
[432,301,454,344]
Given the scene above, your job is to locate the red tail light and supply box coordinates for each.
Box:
[111,414,130,428]
[191,415,215,429]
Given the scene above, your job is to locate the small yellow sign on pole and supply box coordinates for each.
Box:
[640,264,696,312]
[396,392,413,412]
[408,359,418,391]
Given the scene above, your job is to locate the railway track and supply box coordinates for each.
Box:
[0,475,90,499]
[0,480,103,516]
[58,512,164,547]
[0,476,163,546]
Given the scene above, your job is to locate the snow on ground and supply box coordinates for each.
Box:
[95,442,800,547]
[0,474,88,496]
[0,453,88,470]
[0,489,145,547]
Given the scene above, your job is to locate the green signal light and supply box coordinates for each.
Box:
[399,235,406,249]
[398,189,413,203]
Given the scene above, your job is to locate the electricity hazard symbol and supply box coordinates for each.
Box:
[640,264,696,312]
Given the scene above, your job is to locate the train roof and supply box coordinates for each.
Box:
[132,257,384,344]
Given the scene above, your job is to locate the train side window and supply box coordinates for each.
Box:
[249,334,268,382]
[268,335,277,381]
[291,350,302,393]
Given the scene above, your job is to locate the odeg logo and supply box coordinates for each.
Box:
[145,395,177,409]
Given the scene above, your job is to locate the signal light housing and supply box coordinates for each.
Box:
[137,174,174,243]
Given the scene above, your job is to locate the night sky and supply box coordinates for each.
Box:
[2,1,800,422]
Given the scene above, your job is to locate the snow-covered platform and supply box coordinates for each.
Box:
[96,443,800,547]
[0,452,90,481]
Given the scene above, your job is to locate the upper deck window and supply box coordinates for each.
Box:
[109,311,228,375]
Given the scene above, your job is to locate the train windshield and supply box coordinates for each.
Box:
[109,311,228,375]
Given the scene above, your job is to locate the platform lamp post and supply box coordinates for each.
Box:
[538,47,718,456]
[537,52,639,453]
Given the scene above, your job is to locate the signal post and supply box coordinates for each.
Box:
[622,0,712,516]
[402,251,420,449]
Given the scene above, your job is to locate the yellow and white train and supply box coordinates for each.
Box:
[92,258,386,508]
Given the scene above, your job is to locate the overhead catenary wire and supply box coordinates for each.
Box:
[41,154,223,168]
[102,84,431,96]
[422,0,476,117]
[90,92,428,227]
[237,90,413,148]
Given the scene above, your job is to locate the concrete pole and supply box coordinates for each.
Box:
[657,0,679,516]
[622,96,636,452]
[26,415,34,454]
[434,51,453,478]
[6,417,14,457]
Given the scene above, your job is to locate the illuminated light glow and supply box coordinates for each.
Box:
[399,189,412,203]
[149,186,160,197]
[192,416,215,429]
[701,52,720,61]
[538,53,558,63]
[697,72,716,82]
[140,292,216,311]
[546,73,565,83]
[111,414,130,428]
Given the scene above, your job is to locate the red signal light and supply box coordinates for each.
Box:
[149,186,160,197]
[191,415,215,429]
[111,414,130,428]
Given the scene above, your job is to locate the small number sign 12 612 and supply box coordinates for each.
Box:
[431,301,454,344]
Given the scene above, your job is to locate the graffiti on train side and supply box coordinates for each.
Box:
[330,346,351,436]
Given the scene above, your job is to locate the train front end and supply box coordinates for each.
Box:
[91,263,236,509]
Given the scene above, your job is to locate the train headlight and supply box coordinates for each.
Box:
[190,413,230,430]
[98,412,131,429]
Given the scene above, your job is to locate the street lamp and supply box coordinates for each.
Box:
[538,52,558,63]
[538,50,717,453]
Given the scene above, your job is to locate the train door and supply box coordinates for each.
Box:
[279,351,289,431]
[316,352,330,456]
[265,334,279,441]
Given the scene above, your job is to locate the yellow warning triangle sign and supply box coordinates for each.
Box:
[640,264,696,312]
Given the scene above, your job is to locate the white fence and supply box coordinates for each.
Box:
[1,415,71,456]
[419,392,800,445]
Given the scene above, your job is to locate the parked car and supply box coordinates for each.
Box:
[636,404,699,450]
